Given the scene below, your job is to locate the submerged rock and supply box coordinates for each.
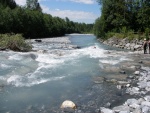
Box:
[93,77,105,84]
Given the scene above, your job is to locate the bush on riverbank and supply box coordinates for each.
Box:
[0,34,32,52]
[105,30,148,41]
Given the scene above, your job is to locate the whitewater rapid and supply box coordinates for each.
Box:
[0,35,132,88]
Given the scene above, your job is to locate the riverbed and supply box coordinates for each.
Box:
[0,34,144,113]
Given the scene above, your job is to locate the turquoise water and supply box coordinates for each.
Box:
[0,34,131,112]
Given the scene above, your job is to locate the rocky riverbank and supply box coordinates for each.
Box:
[97,48,150,112]
[100,37,144,52]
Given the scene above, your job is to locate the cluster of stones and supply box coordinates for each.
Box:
[101,37,143,51]
[100,66,150,113]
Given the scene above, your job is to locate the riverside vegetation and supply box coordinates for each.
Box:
[0,0,93,38]
[94,0,150,41]
[0,0,93,51]
[0,34,32,52]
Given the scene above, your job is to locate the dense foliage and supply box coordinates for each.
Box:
[0,34,32,51]
[0,0,93,39]
[94,0,150,39]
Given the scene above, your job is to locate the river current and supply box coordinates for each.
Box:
[0,34,134,112]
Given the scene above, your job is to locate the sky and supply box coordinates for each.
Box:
[14,0,101,24]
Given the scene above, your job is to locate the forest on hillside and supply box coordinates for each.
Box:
[0,0,93,39]
[94,0,150,39]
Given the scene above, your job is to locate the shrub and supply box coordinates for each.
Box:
[145,28,149,40]
[0,34,32,52]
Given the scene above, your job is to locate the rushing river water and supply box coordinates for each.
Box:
[0,34,133,113]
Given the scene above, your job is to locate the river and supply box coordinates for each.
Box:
[0,34,134,113]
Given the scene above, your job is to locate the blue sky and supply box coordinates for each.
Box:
[15,0,101,24]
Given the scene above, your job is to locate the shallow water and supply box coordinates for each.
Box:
[0,34,133,112]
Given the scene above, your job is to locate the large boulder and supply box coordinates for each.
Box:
[60,100,76,109]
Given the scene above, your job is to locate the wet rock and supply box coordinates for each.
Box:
[61,100,76,109]
[120,71,126,74]
[37,50,47,54]
[117,81,130,85]
[87,101,95,107]
[117,85,123,89]
[35,39,42,42]
[135,65,141,70]
[104,74,128,81]
[93,77,105,84]
[95,109,100,113]
[139,61,143,64]
[104,102,111,108]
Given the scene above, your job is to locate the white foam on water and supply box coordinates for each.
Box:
[99,54,131,65]
[6,74,66,87]
[76,45,107,58]
[0,64,11,69]
[100,59,120,65]
[35,53,65,68]
[8,54,23,60]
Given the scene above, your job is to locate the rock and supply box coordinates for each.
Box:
[60,100,76,109]
[126,84,131,87]
[139,61,143,64]
[134,71,140,75]
[138,98,145,104]
[113,105,130,113]
[37,50,47,54]
[126,98,139,106]
[93,77,105,84]
[100,107,114,113]
[117,85,123,89]
[119,111,129,113]
[132,108,141,113]
[144,96,150,102]
[120,71,126,74]
[142,106,150,113]
[104,74,128,82]
[117,81,130,85]
[129,103,140,109]
[141,101,150,107]
[104,102,111,108]
[137,81,147,89]
[35,39,42,42]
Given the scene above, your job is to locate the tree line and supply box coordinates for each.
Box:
[0,0,93,39]
[94,0,150,39]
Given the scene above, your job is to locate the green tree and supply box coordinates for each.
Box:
[0,0,16,9]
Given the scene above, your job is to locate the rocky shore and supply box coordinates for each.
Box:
[97,37,150,113]
[100,59,150,113]
[100,37,144,51]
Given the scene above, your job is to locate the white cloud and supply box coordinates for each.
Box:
[15,0,98,23]
[58,0,95,4]
[15,0,26,6]
[41,5,98,23]
[69,0,95,4]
